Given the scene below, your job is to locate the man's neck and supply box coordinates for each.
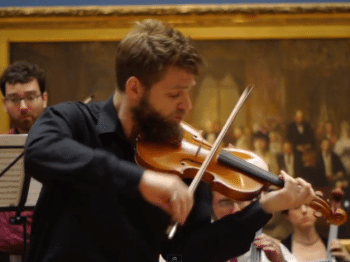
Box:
[11,127,28,134]
[16,128,28,134]
[113,91,136,141]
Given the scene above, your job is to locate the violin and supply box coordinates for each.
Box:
[135,121,348,226]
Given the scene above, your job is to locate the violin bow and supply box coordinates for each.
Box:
[83,94,94,104]
[250,228,263,262]
[168,85,254,239]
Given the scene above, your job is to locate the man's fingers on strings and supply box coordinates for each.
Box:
[279,170,289,181]
[295,177,310,191]
[295,177,309,187]
[295,177,316,201]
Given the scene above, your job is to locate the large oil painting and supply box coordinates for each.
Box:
[9,38,350,136]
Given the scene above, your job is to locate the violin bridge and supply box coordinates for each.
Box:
[195,137,204,157]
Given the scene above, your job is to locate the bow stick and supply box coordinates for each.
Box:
[168,85,254,239]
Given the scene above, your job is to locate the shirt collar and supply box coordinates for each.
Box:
[7,128,19,134]
[96,96,125,137]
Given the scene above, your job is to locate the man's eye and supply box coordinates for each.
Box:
[26,96,36,101]
[168,93,180,98]
[10,98,20,103]
[219,200,234,207]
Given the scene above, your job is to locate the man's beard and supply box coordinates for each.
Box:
[132,95,184,145]
[11,113,34,133]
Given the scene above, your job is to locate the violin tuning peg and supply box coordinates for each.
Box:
[313,210,322,218]
[315,191,324,198]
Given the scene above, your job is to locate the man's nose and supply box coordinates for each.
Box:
[300,204,308,213]
[19,99,28,110]
[178,93,192,111]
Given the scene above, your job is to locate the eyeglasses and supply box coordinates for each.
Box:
[5,94,42,105]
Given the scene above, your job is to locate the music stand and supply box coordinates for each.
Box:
[0,134,42,256]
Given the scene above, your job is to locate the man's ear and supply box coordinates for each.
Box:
[125,76,144,101]
[42,92,48,108]
[2,98,8,113]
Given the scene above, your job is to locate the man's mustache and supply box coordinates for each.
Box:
[174,109,186,118]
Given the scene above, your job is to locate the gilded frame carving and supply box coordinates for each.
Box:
[1,3,350,133]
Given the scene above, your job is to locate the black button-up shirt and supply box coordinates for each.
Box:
[24,97,272,262]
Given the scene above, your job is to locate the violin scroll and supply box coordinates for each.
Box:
[309,193,348,226]
[327,187,348,225]
[328,208,348,226]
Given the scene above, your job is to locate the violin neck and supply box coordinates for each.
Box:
[218,150,284,188]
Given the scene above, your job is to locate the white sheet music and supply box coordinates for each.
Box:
[0,134,41,208]
[25,177,42,207]
[0,147,24,207]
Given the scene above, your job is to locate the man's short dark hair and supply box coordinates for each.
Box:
[115,19,203,92]
[0,60,46,96]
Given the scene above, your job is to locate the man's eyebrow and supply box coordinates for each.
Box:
[24,90,40,95]
[169,86,188,90]
[219,198,233,202]
[7,90,39,97]
[170,83,196,90]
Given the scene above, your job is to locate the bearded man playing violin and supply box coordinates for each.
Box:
[24,19,317,262]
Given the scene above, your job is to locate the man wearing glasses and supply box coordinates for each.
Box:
[0,60,48,261]
[1,60,48,135]
[212,191,297,262]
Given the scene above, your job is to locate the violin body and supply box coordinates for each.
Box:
[135,121,348,226]
[136,123,270,201]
